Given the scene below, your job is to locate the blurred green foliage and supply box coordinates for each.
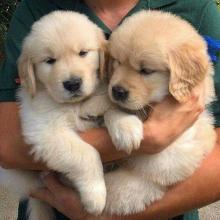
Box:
[217,0,220,8]
[0,0,19,58]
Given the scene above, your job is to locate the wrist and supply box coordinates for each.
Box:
[142,119,166,154]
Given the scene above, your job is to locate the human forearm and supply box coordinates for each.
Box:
[80,127,127,162]
[0,102,126,169]
[0,93,203,169]
[0,102,45,170]
[138,138,220,220]
[0,102,125,170]
[102,128,220,220]
[32,131,220,220]
[91,130,220,220]
[81,94,203,158]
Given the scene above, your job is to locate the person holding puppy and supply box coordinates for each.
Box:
[0,0,220,220]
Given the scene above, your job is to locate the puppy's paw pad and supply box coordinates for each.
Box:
[110,116,143,154]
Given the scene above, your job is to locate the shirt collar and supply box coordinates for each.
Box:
[52,0,177,35]
[52,0,80,10]
[149,0,177,9]
[53,0,177,10]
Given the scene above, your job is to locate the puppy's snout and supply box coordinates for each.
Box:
[112,85,129,102]
[63,77,82,93]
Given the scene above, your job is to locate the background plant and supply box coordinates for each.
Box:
[0,0,19,59]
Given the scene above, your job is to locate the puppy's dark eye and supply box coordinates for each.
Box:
[79,50,88,57]
[139,68,155,75]
[45,58,56,65]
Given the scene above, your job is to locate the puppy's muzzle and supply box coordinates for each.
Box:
[112,85,129,102]
[63,77,82,93]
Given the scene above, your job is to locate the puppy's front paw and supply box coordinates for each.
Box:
[81,181,106,215]
[108,116,143,154]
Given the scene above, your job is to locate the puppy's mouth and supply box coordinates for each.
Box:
[70,92,82,98]
[66,92,95,103]
[66,93,86,102]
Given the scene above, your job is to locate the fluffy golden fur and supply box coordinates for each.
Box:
[0,9,217,218]
[103,10,216,215]
[0,10,147,220]
[0,11,112,220]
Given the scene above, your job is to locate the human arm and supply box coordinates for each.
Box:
[31,128,220,220]
[0,0,205,169]
[0,102,45,169]
[0,92,202,169]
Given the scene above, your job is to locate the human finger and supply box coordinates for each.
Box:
[30,187,54,205]
[40,172,66,194]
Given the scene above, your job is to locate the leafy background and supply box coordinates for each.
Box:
[0,0,19,60]
[0,0,220,59]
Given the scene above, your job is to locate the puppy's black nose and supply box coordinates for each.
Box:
[63,77,82,93]
[112,85,128,102]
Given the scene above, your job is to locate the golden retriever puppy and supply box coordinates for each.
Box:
[0,11,113,220]
[103,10,216,215]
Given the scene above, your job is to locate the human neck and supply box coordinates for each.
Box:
[85,0,138,9]
[84,0,139,30]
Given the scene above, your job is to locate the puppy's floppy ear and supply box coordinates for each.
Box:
[99,46,115,83]
[18,51,36,96]
[168,43,208,102]
[106,53,114,82]
[96,28,110,82]
[98,43,108,81]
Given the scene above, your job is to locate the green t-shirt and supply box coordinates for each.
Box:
[0,0,220,127]
[1,0,220,220]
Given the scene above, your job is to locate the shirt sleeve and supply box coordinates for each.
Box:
[0,0,61,102]
[0,0,37,101]
[198,1,220,127]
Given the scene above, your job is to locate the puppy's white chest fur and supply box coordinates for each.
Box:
[0,10,111,220]
[18,85,109,145]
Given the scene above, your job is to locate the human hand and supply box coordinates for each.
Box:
[31,172,106,220]
[0,84,205,169]
[141,85,204,154]
[31,172,162,220]
[31,132,220,220]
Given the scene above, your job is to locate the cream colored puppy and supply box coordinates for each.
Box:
[0,11,113,220]
[103,10,217,215]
